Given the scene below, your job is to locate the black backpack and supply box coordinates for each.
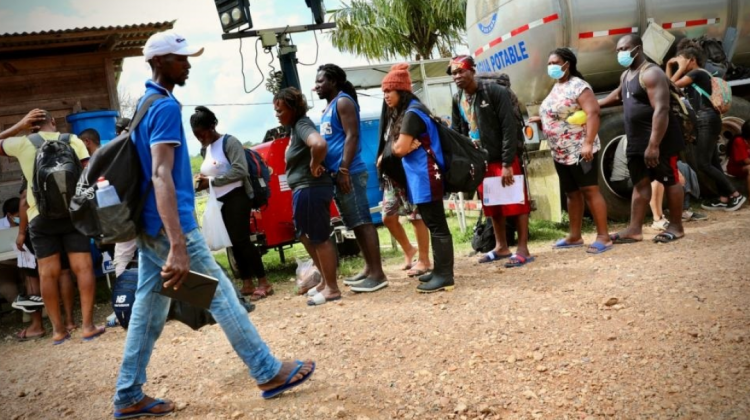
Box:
[471,212,519,253]
[70,94,165,244]
[202,135,272,209]
[29,133,82,219]
[408,103,489,193]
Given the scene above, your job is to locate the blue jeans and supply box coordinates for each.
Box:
[334,171,373,229]
[113,229,281,410]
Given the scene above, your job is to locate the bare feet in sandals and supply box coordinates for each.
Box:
[401,246,418,270]
[258,360,315,399]
[114,395,174,419]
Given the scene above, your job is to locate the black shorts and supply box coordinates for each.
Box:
[28,216,89,259]
[23,228,69,272]
[554,153,600,194]
[627,154,679,187]
[292,185,333,245]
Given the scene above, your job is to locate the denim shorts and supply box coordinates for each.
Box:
[293,185,334,244]
[334,171,373,229]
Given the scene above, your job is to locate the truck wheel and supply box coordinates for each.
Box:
[597,115,631,221]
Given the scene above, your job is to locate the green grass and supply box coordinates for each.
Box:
[211,209,592,286]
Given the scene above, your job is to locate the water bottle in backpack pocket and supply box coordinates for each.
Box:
[29,133,82,219]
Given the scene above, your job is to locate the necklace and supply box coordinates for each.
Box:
[624,61,649,99]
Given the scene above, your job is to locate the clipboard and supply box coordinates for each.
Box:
[159,271,219,310]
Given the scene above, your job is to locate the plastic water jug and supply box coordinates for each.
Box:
[96,177,120,208]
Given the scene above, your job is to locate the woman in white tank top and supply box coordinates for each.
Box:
[191,106,273,300]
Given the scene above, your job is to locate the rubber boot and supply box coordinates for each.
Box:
[418,272,432,283]
[417,236,454,293]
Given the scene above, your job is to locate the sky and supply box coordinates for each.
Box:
[0,0,405,155]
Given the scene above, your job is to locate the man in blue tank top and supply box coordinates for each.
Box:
[599,34,685,244]
[314,64,388,293]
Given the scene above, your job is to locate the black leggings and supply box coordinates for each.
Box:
[218,188,266,280]
[416,200,451,239]
[695,109,735,197]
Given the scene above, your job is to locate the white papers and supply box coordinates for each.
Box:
[482,176,526,206]
[278,174,290,192]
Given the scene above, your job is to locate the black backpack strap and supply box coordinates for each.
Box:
[58,133,71,144]
[129,94,167,132]
[28,133,44,149]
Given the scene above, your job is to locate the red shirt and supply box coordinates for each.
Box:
[727,136,750,177]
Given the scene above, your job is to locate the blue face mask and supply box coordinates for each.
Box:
[547,64,566,80]
[12,217,20,224]
[617,46,639,67]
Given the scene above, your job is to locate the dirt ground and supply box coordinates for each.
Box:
[1,209,750,420]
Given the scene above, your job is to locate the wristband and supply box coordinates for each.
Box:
[338,167,350,175]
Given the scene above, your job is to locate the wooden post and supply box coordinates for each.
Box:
[104,57,119,113]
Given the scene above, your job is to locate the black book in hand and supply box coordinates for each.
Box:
[159,271,218,310]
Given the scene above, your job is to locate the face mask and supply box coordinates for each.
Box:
[547,64,566,80]
[617,47,639,67]
[12,217,20,224]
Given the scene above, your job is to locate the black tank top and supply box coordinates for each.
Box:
[622,68,684,157]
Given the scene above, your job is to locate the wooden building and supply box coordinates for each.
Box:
[0,21,173,204]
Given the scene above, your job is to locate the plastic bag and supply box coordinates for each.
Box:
[202,182,233,251]
[295,258,321,294]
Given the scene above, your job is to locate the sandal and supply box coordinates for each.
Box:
[406,267,430,277]
[477,250,512,264]
[261,361,316,399]
[250,287,275,301]
[16,328,45,342]
[586,241,613,254]
[653,231,683,243]
[504,254,535,268]
[306,293,342,306]
[114,398,174,419]
[609,232,641,244]
[553,238,584,249]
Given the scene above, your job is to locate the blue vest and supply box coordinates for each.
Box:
[320,92,366,174]
[403,102,446,204]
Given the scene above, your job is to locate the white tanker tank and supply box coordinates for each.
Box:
[466,0,750,220]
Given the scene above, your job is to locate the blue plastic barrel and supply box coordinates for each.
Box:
[66,110,118,145]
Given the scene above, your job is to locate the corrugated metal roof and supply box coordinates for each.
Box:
[0,21,174,59]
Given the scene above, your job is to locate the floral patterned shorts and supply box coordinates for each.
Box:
[381,177,420,220]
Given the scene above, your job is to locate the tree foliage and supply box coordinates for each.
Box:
[329,0,467,61]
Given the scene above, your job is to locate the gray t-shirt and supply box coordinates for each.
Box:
[285,117,333,191]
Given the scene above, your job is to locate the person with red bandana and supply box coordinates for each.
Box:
[449,55,534,268]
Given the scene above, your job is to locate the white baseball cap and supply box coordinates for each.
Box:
[143,30,204,61]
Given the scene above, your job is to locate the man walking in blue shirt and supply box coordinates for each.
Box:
[113,31,314,418]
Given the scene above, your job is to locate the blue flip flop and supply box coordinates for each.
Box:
[478,250,512,264]
[114,399,173,419]
[53,333,71,346]
[586,241,613,254]
[504,254,535,268]
[261,361,316,399]
[553,238,584,249]
[82,327,106,342]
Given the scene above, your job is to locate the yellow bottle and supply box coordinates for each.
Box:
[566,110,587,125]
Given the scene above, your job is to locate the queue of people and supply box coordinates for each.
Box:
[0,29,747,418]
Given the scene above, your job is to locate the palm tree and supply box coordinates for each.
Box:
[328,0,466,61]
